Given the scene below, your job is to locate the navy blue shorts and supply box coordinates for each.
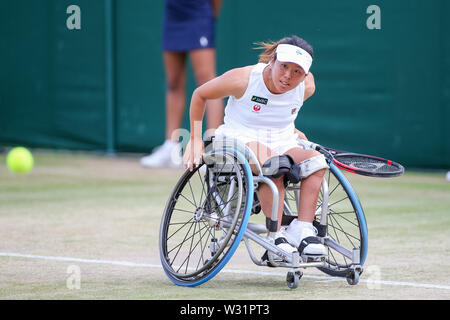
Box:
[162,0,216,52]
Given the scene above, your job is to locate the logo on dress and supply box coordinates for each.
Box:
[251,96,268,105]
[253,105,261,112]
[291,108,298,114]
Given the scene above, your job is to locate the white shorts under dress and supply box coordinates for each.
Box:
[214,121,302,156]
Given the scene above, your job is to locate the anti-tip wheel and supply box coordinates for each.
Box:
[286,270,303,289]
[346,269,360,285]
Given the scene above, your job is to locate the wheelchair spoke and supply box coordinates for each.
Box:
[191,221,213,271]
[184,220,204,274]
[329,210,357,216]
[196,225,213,270]
[327,227,351,268]
[328,213,342,245]
[328,195,349,208]
[171,222,210,272]
[173,207,196,215]
[183,220,197,273]
[188,219,201,273]
[187,179,198,208]
[166,218,195,242]
[326,250,350,269]
[169,218,197,268]
[168,221,208,255]
[183,222,222,274]
[328,212,360,245]
[209,184,240,217]
[178,192,197,209]
[328,209,359,228]
[328,182,341,198]
[327,246,347,269]
[196,169,208,208]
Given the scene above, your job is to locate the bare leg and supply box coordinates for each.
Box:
[163,51,187,141]
[246,141,285,231]
[190,48,223,134]
[284,148,326,222]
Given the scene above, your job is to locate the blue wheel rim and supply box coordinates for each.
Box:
[161,148,254,286]
[330,163,368,265]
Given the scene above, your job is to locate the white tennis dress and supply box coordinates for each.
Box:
[214,63,305,155]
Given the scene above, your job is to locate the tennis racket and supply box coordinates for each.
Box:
[298,139,405,178]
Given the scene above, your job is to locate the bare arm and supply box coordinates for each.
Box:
[185,65,253,169]
[189,65,251,139]
[303,72,316,102]
[295,72,316,140]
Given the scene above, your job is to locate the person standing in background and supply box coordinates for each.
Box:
[141,0,224,168]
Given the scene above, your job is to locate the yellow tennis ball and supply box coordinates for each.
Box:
[6,147,34,173]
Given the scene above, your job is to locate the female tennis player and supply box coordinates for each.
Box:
[183,35,327,258]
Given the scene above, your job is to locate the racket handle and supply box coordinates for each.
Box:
[297,138,321,151]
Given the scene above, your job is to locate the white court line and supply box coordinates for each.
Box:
[1,252,449,291]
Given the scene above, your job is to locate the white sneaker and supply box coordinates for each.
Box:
[298,226,327,256]
[140,140,183,168]
[274,232,297,254]
[282,219,305,248]
[283,220,327,256]
[261,232,297,267]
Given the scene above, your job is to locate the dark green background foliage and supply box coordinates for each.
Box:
[0,0,448,168]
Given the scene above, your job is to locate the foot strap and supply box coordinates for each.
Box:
[274,237,289,246]
[261,237,290,267]
[298,236,322,255]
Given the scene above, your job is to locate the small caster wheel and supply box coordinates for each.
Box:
[286,270,302,289]
[346,269,360,285]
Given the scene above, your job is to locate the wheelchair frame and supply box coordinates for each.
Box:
[159,138,367,289]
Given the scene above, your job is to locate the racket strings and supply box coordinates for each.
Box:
[335,154,399,174]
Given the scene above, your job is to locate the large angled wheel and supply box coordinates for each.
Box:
[159,149,254,286]
[284,163,368,277]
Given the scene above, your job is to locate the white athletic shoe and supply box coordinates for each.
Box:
[283,220,327,257]
[282,220,304,248]
[274,232,297,254]
[297,227,327,256]
[261,232,297,267]
[140,140,183,168]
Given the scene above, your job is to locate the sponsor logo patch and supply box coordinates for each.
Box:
[253,105,261,112]
[251,96,268,105]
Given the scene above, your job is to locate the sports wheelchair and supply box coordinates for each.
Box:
[159,137,368,289]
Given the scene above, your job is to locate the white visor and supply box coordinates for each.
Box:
[276,44,313,74]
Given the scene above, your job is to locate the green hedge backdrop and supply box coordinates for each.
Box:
[0,0,448,168]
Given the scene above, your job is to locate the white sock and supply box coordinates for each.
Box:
[287,220,312,233]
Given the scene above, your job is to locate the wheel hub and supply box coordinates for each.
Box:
[193,207,204,222]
